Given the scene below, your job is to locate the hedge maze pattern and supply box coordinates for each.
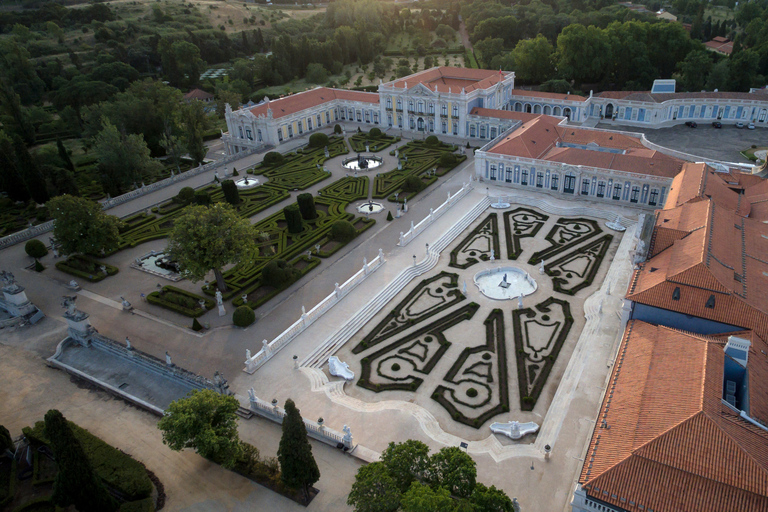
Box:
[356,303,480,393]
[547,234,613,295]
[528,217,603,264]
[432,308,510,428]
[352,272,464,354]
[348,132,400,153]
[319,176,369,202]
[503,208,549,260]
[373,139,466,200]
[251,135,349,190]
[449,213,500,269]
[513,297,573,411]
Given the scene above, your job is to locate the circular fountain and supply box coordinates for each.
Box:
[234,176,260,189]
[356,201,385,214]
[342,154,383,171]
[474,266,537,301]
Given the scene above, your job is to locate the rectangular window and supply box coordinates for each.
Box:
[442,105,447,116]
[581,179,590,195]
[277,129,283,142]
[613,184,622,200]
[551,175,558,190]
[307,119,312,130]
[246,129,252,140]
[521,170,528,186]
[631,186,640,203]
[288,125,293,137]
[536,172,543,188]
[386,98,392,109]
[649,189,659,206]
[452,123,458,135]
[238,127,243,138]
[453,105,458,117]
[490,165,496,180]
[257,129,262,142]
[597,181,605,198]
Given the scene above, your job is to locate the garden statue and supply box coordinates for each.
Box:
[165,351,172,366]
[125,337,132,350]
[248,387,256,402]
[215,290,223,306]
[61,295,78,316]
[246,349,251,360]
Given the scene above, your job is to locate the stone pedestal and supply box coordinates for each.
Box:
[218,304,226,317]
[64,311,95,346]
[2,286,35,316]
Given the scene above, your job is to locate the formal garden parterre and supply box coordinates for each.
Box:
[336,206,620,436]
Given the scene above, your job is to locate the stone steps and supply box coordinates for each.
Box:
[301,197,490,369]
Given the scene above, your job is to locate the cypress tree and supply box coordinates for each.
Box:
[0,131,30,202]
[221,179,241,205]
[13,135,49,203]
[283,204,304,233]
[44,410,118,512]
[296,193,318,220]
[57,138,76,173]
[277,399,320,503]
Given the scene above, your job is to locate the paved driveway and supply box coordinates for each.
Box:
[598,122,766,164]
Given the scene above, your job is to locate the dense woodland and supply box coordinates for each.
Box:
[1,0,768,232]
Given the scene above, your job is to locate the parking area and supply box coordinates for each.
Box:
[597,122,767,164]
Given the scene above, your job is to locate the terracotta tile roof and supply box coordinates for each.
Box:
[507,89,587,102]
[249,88,378,119]
[705,38,734,55]
[664,163,752,216]
[579,321,768,512]
[596,89,763,102]
[628,200,768,339]
[486,115,684,177]
[183,88,214,101]
[387,67,509,94]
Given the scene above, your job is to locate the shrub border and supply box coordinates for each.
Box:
[528,217,603,265]
[357,303,480,393]
[448,213,500,269]
[55,255,119,282]
[548,234,614,295]
[352,272,463,354]
[512,297,573,411]
[502,208,549,260]
[147,286,216,318]
[432,308,510,428]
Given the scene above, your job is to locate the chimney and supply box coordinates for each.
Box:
[725,335,751,368]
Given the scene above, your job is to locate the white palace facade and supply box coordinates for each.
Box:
[223,66,768,157]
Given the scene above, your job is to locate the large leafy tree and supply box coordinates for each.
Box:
[157,389,242,468]
[277,399,321,503]
[48,195,122,256]
[167,203,256,292]
[556,24,612,84]
[92,117,161,195]
[511,34,555,84]
[348,440,514,512]
[44,409,119,512]
[675,50,713,92]
[347,462,401,512]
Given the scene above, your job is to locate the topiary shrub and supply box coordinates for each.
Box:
[425,135,440,146]
[334,124,342,134]
[402,175,425,193]
[221,179,241,205]
[232,167,239,176]
[261,259,296,288]
[34,260,45,272]
[391,363,401,371]
[296,193,318,220]
[283,204,303,233]
[308,132,329,148]
[177,186,195,204]
[386,211,393,221]
[25,239,48,260]
[466,388,478,398]
[330,220,356,242]
[233,305,256,327]
[192,318,203,331]
[439,152,457,168]
[263,151,284,166]
[369,127,382,138]
[194,190,211,205]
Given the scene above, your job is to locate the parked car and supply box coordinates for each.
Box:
[712,121,722,128]
[736,122,745,128]
[748,123,756,130]
[685,121,697,128]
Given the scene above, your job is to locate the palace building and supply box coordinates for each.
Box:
[223,67,768,155]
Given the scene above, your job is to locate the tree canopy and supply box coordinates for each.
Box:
[157,389,243,468]
[166,203,256,292]
[48,195,122,256]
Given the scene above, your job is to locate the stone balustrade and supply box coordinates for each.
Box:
[243,251,386,373]
[398,181,473,247]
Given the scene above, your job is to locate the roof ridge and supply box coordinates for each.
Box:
[703,410,768,474]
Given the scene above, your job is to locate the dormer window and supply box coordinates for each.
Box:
[706,295,716,308]
[672,287,681,300]
[650,267,658,273]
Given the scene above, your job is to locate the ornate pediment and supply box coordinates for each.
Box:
[408,83,436,96]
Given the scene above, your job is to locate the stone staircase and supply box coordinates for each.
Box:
[301,196,491,369]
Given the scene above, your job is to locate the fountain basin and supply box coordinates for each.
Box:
[234,177,260,189]
[342,155,383,171]
[474,266,537,301]
[132,251,183,281]
[490,420,539,439]
[356,201,385,214]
